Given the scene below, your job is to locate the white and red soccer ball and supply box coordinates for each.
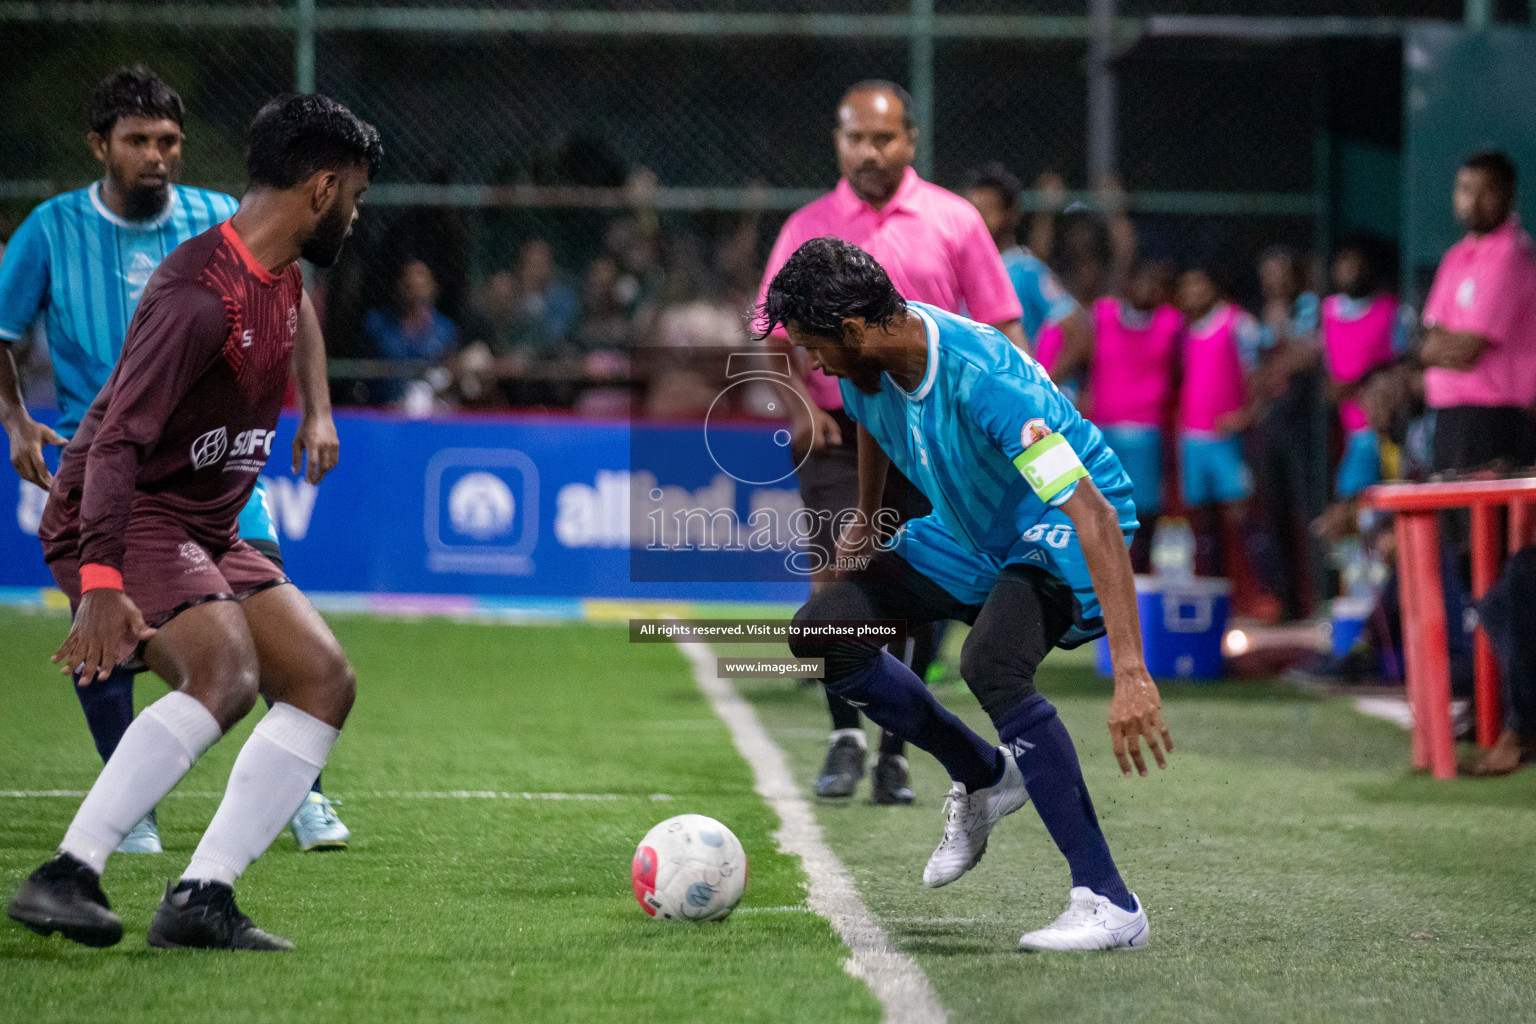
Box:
[631,814,746,922]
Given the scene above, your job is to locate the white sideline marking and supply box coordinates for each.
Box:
[676,640,947,1024]
[0,790,673,802]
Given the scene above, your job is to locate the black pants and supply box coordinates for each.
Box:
[1474,545,1536,739]
[790,551,1079,727]
[1257,376,1330,618]
[1431,405,1536,473]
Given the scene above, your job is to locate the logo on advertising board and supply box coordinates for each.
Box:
[424,448,538,575]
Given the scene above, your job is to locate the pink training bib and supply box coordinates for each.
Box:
[1032,321,1064,375]
[1322,294,1397,433]
[1089,298,1181,427]
[1180,304,1247,433]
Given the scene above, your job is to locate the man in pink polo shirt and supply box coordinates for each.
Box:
[1421,151,1536,471]
[1421,151,1536,776]
[756,79,1023,804]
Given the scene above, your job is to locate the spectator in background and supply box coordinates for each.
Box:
[511,238,579,349]
[463,240,580,374]
[643,267,750,418]
[1026,170,1136,308]
[1418,150,1536,776]
[574,256,634,354]
[364,258,459,405]
[1090,260,1181,572]
[1321,233,1412,503]
[961,162,1093,400]
[1177,265,1268,617]
[1254,245,1328,621]
[1420,151,1536,473]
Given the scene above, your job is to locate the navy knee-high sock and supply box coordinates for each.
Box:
[74,666,136,763]
[997,694,1135,911]
[834,651,1000,791]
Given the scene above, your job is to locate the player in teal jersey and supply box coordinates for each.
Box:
[764,237,1172,951]
[0,67,349,853]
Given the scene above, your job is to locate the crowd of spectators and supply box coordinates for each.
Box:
[324,167,770,418]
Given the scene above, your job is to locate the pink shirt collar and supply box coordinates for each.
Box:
[830,166,922,220]
[1459,214,1522,250]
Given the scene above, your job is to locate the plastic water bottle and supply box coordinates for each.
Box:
[1151,517,1196,579]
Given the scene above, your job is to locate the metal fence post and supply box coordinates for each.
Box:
[910,0,934,179]
[1087,0,1117,185]
[296,0,316,93]
[1464,0,1492,30]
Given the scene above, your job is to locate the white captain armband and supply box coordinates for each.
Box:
[1012,432,1088,505]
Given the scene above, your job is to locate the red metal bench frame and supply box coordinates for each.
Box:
[1361,477,1536,778]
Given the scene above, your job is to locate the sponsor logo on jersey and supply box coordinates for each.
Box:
[126,251,157,302]
[230,428,275,459]
[190,426,228,470]
[1021,418,1052,449]
[1456,276,1476,308]
[287,305,299,336]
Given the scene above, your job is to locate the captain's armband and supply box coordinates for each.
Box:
[1013,432,1088,504]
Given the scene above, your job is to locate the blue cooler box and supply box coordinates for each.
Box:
[1096,575,1231,681]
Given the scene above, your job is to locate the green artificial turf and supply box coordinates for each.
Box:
[736,637,1536,1024]
[0,608,878,1024]
[6,604,1535,1024]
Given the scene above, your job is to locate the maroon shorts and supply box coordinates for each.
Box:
[47,510,288,631]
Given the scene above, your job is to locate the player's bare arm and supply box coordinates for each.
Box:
[1420,323,1488,370]
[291,289,339,484]
[1046,309,1094,384]
[52,584,157,687]
[993,318,1029,353]
[1058,479,1173,777]
[0,340,65,489]
[835,423,890,571]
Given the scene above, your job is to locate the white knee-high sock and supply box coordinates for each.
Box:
[182,703,339,886]
[60,691,222,874]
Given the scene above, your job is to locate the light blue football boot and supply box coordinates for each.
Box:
[115,809,162,854]
[289,792,350,852]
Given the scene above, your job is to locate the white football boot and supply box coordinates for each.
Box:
[1018,887,1150,952]
[922,746,1029,887]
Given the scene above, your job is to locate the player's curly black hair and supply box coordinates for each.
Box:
[85,66,184,137]
[246,93,383,190]
[755,236,907,343]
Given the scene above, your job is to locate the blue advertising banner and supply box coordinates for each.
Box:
[0,409,811,605]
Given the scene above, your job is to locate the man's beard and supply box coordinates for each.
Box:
[300,198,353,267]
[846,355,886,395]
[121,182,169,222]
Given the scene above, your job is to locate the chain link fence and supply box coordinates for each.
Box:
[0,1,1485,413]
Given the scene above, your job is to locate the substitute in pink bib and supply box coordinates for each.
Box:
[1091,298,1180,429]
[1322,294,1400,432]
[1089,266,1182,541]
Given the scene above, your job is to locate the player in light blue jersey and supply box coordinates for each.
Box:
[765,237,1171,952]
[0,67,349,853]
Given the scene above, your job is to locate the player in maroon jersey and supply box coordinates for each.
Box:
[7,94,382,951]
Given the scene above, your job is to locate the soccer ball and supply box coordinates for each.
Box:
[631,814,747,922]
